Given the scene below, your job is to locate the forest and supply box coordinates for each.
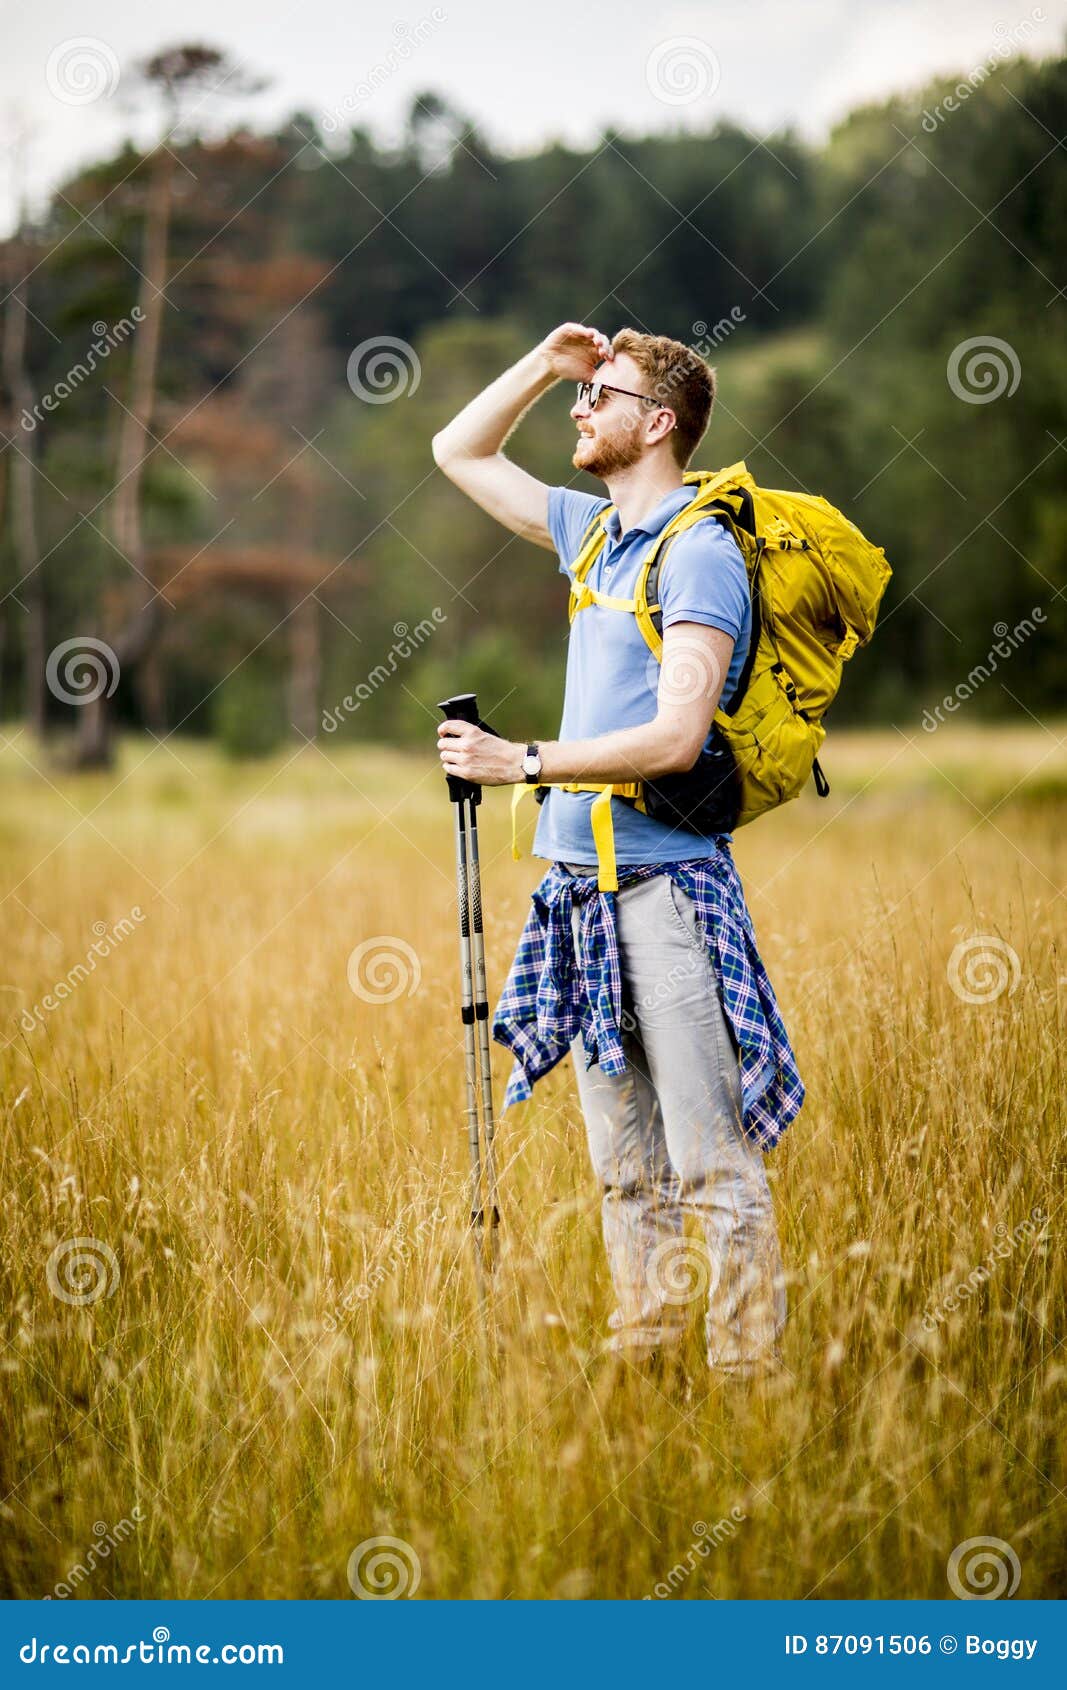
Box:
[1,42,1064,761]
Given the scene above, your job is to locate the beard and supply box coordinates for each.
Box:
[571,425,645,479]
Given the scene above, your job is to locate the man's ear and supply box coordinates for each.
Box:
[649,408,677,445]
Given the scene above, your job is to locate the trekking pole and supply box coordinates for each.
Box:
[437,692,501,1287]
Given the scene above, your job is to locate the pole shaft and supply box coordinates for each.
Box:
[439,690,500,1299]
[466,806,499,1257]
[453,800,483,1234]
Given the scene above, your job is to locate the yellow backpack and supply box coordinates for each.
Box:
[511,460,891,890]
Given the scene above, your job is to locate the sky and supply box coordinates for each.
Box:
[2,0,1065,233]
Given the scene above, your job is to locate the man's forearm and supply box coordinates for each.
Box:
[535,719,686,784]
[432,345,556,462]
[440,704,700,786]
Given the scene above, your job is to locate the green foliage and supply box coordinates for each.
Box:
[213,661,288,759]
[12,48,1066,741]
[408,629,566,747]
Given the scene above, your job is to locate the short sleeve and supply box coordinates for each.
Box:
[547,486,610,581]
[658,519,750,639]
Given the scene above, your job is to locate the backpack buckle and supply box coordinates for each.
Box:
[772,662,799,706]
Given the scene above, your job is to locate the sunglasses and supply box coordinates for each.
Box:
[575,379,662,411]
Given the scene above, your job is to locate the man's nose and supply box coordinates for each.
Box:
[571,395,592,421]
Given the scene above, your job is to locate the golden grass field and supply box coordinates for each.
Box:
[1,721,1064,1600]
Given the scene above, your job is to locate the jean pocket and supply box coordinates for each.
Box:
[663,878,742,1081]
[662,875,706,953]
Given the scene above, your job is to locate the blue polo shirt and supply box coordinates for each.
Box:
[531,482,751,866]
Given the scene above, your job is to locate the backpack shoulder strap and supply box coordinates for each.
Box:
[572,505,612,578]
[633,470,759,664]
[566,503,615,621]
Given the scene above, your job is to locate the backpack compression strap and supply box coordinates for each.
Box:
[510,779,646,893]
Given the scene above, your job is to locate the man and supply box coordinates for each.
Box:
[432,323,803,1381]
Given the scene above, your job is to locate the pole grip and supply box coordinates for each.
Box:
[438,691,480,725]
[438,692,483,805]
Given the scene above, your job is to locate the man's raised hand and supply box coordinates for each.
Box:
[431,325,614,547]
[538,322,615,382]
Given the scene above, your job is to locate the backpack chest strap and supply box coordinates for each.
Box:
[571,490,744,643]
[570,582,662,617]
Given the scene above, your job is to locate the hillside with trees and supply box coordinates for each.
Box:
[2,43,1064,758]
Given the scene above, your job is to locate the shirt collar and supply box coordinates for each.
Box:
[603,482,697,545]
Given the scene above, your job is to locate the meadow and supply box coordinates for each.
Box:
[1,721,1063,1600]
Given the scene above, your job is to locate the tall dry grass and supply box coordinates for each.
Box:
[0,723,1063,1599]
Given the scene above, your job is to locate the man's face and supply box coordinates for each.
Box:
[569,354,659,479]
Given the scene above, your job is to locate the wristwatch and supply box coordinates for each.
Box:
[521,742,542,783]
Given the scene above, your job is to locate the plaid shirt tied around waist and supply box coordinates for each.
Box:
[491,851,804,1150]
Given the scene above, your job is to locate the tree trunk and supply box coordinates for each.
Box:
[135,645,167,733]
[288,594,320,743]
[74,145,173,767]
[2,249,48,738]
[75,694,114,767]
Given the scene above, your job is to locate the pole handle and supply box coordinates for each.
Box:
[437,691,480,725]
[436,691,506,805]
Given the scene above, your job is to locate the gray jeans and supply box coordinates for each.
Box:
[563,863,787,1373]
